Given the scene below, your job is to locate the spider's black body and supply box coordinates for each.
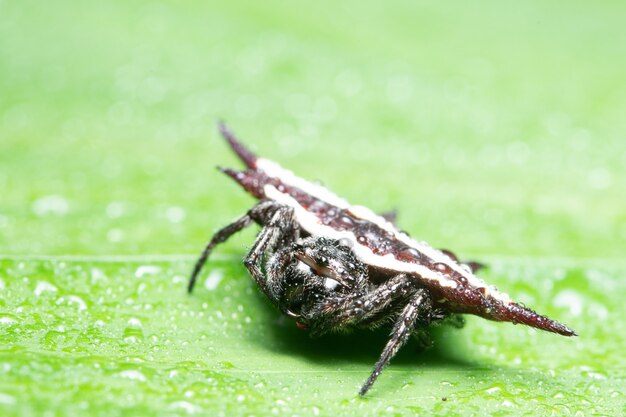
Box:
[188,123,576,396]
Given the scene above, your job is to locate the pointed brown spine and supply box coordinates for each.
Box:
[218,121,258,169]
[218,166,267,200]
[494,301,577,336]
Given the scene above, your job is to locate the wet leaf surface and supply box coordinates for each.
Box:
[1,256,624,416]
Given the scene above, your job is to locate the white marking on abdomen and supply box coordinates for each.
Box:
[257,158,350,208]
[263,184,512,303]
[347,199,503,298]
[265,185,457,288]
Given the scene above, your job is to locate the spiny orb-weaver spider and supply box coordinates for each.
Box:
[188,123,576,396]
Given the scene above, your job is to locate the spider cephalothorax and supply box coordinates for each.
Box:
[267,237,369,323]
[188,123,576,396]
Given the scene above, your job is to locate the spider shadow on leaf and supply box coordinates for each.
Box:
[243,290,479,370]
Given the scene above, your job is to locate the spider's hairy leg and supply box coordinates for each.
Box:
[243,205,299,301]
[310,275,431,395]
[308,274,414,335]
[188,200,280,293]
[359,288,431,396]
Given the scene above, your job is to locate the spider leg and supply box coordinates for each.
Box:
[379,209,398,224]
[187,200,281,293]
[359,288,431,396]
[464,260,486,273]
[307,274,415,335]
[439,248,486,273]
[243,205,299,301]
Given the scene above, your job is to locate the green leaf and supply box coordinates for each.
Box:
[1,1,624,416]
[1,256,624,416]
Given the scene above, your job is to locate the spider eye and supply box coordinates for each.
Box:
[317,256,329,266]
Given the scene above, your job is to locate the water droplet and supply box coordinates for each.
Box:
[338,215,355,228]
[123,335,141,344]
[67,295,88,311]
[586,167,612,190]
[396,247,419,262]
[135,265,161,278]
[118,370,146,381]
[588,303,608,319]
[169,401,200,413]
[106,202,125,218]
[43,330,66,347]
[0,393,16,405]
[553,289,584,316]
[90,268,108,283]
[485,386,501,394]
[34,281,58,296]
[585,371,607,380]
[107,228,124,242]
[127,318,143,328]
[204,269,223,291]
[338,238,353,248]
[165,206,186,223]
[123,319,144,343]
[0,314,17,326]
[32,195,69,216]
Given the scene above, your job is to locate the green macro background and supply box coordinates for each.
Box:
[1,1,625,416]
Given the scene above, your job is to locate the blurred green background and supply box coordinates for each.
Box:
[1,1,624,416]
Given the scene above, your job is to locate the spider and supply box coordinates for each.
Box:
[188,123,576,396]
